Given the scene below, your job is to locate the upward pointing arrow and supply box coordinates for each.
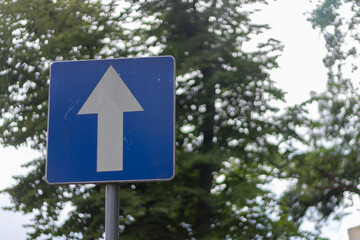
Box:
[78,65,144,172]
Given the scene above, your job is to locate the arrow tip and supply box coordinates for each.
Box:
[78,65,144,115]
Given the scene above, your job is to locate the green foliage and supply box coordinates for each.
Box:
[0,0,123,149]
[281,80,360,224]
[280,0,360,229]
[1,0,316,239]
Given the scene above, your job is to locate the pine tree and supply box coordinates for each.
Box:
[1,0,310,239]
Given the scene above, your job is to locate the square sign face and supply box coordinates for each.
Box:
[46,56,175,184]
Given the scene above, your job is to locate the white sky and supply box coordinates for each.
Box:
[0,146,40,239]
[0,0,359,239]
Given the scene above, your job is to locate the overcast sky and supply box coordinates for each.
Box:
[0,0,358,239]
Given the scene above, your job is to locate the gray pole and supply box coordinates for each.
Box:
[105,184,119,240]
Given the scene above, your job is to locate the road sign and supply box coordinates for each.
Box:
[46,56,175,184]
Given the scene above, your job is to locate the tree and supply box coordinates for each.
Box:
[280,0,360,230]
[0,0,125,239]
[0,0,124,150]
[2,0,311,239]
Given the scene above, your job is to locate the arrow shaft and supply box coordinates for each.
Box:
[97,102,124,172]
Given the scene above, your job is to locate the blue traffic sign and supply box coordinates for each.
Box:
[46,56,175,184]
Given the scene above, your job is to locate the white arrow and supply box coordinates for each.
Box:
[78,65,143,172]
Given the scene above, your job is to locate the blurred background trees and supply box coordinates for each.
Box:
[3,0,359,239]
[280,0,360,231]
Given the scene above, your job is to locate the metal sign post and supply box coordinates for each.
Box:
[105,184,119,240]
